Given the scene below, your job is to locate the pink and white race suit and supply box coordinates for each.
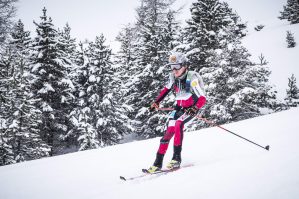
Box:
[154,70,206,160]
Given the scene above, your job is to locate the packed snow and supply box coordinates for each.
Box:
[224,0,299,99]
[1,107,299,199]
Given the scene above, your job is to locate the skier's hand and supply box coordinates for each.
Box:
[149,102,159,112]
[185,106,198,117]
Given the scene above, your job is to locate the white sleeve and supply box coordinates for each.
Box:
[165,73,175,89]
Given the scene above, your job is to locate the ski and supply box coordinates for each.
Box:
[120,168,177,181]
[120,163,194,181]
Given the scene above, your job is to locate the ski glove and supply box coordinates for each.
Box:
[185,106,198,117]
[149,102,160,112]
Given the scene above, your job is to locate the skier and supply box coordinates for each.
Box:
[146,52,206,173]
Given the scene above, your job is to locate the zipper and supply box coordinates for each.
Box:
[179,80,182,106]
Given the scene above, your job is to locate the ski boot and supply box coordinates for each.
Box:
[144,153,164,173]
[166,160,181,169]
[145,165,161,174]
[167,146,181,169]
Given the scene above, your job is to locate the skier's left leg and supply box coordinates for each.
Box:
[167,113,194,169]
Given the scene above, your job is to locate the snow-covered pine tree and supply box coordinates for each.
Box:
[176,0,277,128]
[279,0,299,24]
[8,20,50,163]
[0,47,16,165]
[286,30,296,48]
[74,42,85,67]
[0,0,17,45]
[162,9,182,53]
[199,43,276,124]
[58,23,77,63]
[121,0,180,138]
[115,24,138,111]
[0,20,50,166]
[73,34,131,149]
[115,24,137,68]
[183,0,247,70]
[115,9,181,136]
[69,41,100,151]
[30,8,75,155]
[285,74,299,107]
[115,25,139,138]
[56,23,79,150]
[90,34,132,146]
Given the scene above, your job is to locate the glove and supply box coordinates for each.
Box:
[149,102,159,112]
[185,106,198,117]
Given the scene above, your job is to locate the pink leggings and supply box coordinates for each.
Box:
[157,111,193,154]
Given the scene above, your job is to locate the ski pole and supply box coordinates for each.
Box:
[194,115,270,151]
[156,107,270,151]
[157,107,175,111]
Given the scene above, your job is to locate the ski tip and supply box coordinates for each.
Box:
[142,169,149,173]
[120,176,127,181]
[265,145,270,151]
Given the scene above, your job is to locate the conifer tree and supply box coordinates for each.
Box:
[9,20,50,162]
[56,23,78,149]
[58,23,77,63]
[122,0,180,138]
[285,74,299,107]
[0,47,16,165]
[72,34,131,149]
[0,20,50,165]
[286,30,296,48]
[0,0,17,44]
[70,41,100,150]
[183,0,247,70]
[30,8,75,155]
[200,44,276,123]
[279,0,299,24]
[177,0,277,127]
[115,24,137,114]
[115,24,137,68]
[90,35,132,145]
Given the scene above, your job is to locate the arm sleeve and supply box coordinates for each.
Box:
[155,73,174,103]
[191,73,206,109]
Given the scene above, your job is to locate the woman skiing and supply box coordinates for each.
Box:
[147,52,206,173]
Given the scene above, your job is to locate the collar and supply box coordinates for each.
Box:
[176,70,188,80]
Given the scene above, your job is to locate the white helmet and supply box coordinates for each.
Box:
[168,52,188,66]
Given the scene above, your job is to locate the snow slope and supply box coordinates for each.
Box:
[1,107,299,199]
[226,0,299,100]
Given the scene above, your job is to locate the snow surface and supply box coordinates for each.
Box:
[1,107,299,199]
[225,0,299,100]
[242,21,299,100]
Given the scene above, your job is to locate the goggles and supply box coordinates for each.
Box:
[170,64,183,70]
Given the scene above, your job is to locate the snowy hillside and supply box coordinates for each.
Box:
[1,107,299,199]
[225,0,299,99]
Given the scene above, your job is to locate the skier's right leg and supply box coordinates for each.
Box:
[157,121,175,155]
[147,120,175,173]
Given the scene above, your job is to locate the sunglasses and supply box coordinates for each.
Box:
[170,64,183,70]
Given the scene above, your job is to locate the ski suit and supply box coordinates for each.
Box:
[153,70,206,166]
